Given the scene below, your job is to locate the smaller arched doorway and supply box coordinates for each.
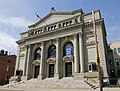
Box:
[63,42,73,77]
[33,48,41,78]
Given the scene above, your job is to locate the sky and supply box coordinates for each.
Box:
[0,0,120,54]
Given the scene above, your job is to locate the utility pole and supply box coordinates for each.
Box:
[92,11,103,91]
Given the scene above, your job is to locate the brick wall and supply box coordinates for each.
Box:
[0,55,16,85]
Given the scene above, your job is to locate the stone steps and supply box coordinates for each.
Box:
[3,77,92,89]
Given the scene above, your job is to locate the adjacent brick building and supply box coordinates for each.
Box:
[0,50,16,86]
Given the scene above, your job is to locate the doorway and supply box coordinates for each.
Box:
[49,64,54,78]
[65,62,72,77]
[34,65,40,78]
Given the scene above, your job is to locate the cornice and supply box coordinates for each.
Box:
[17,18,103,44]
[26,22,83,40]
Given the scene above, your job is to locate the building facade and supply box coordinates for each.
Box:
[110,40,120,77]
[0,50,16,85]
[14,8,109,81]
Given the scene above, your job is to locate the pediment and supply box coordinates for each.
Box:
[28,9,83,30]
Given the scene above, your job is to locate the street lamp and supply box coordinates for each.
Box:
[92,11,103,91]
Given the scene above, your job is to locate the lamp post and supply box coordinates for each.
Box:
[92,11,103,91]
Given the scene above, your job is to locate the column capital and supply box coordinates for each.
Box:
[27,44,31,48]
[56,37,60,42]
[78,32,82,36]
[41,41,45,46]
[73,33,77,36]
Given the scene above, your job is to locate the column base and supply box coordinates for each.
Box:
[73,73,84,80]
[21,75,32,81]
[38,74,46,80]
[54,73,60,80]
[21,76,29,81]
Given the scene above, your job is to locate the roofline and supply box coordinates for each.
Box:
[28,9,83,28]
[110,40,120,44]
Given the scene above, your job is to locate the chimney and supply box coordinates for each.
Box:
[1,50,4,55]
[5,51,8,55]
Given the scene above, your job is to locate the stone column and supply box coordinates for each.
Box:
[74,34,79,73]
[14,46,20,76]
[23,46,28,76]
[55,38,60,80]
[25,45,31,80]
[38,42,45,80]
[79,33,84,73]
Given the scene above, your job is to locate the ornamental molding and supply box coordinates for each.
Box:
[86,41,95,46]
[32,60,40,65]
[63,56,73,62]
[47,58,56,64]
[85,31,94,38]
[19,54,25,57]
[17,19,103,44]
[20,47,25,51]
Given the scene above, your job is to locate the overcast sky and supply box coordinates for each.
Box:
[0,0,120,54]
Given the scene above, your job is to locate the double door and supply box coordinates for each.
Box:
[34,65,40,78]
[49,64,54,78]
[65,62,72,77]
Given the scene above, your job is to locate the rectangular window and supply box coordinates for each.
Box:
[118,48,120,53]
[115,58,119,66]
[114,48,117,54]
[6,65,10,71]
[92,64,97,71]
[88,63,97,72]
[89,64,91,71]
[5,75,9,81]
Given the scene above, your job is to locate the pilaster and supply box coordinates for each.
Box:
[14,46,20,77]
[23,45,28,76]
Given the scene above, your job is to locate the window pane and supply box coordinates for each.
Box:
[89,65,91,71]
[114,48,117,54]
[92,64,97,71]
[116,58,119,66]
[6,65,10,71]
[118,48,120,53]
[34,48,41,60]
[48,45,56,58]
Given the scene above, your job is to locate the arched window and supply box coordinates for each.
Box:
[63,42,73,56]
[48,45,56,58]
[34,48,41,60]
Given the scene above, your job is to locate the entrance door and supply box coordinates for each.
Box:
[34,65,40,78]
[49,64,54,78]
[65,62,72,77]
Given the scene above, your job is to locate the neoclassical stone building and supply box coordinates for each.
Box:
[14,8,108,81]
